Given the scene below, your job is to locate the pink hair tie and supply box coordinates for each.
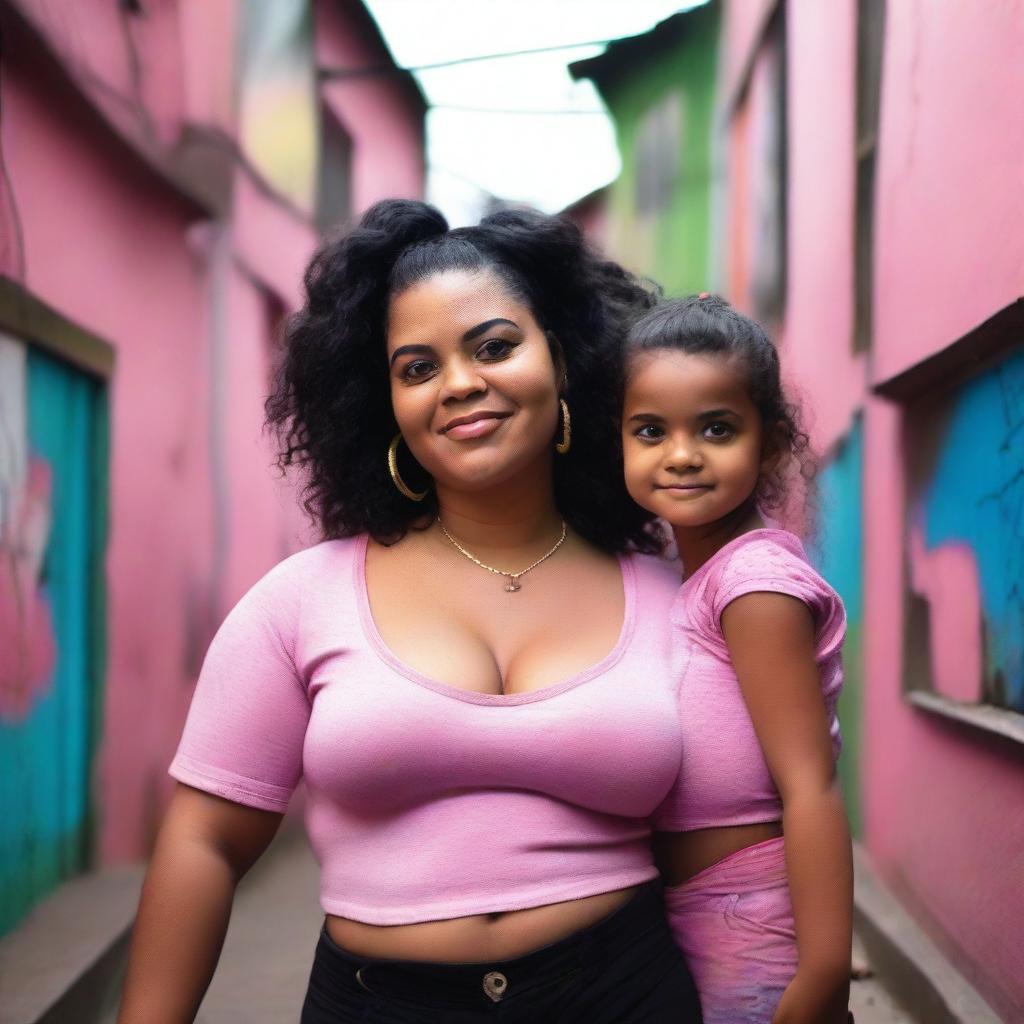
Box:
[698,292,711,300]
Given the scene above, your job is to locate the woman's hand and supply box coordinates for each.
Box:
[771,967,850,1024]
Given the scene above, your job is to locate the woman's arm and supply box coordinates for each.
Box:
[722,592,853,1024]
[116,784,283,1024]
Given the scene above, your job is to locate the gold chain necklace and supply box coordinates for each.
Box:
[436,517,568,592]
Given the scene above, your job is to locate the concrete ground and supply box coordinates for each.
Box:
[197,828,917,1023]
[850,934,916,1024]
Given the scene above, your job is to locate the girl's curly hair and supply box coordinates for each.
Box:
[622,295,816,518]
[266,198,663,552]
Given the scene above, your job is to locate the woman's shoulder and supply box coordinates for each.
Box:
[275,534,365,574]
[232,535,366,618]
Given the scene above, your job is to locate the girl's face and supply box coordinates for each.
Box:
[621,349,765,530]
[386,268,562,494]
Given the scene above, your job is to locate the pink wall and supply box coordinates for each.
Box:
[722,0,778,103]
[316,0,426,212]
[5,1,424,864]
[726,98,751,308]
[862,1,1024,1013]
[5,39,215,857]
[218,261,301,608]
[4,68,301,857]
[873,0,1024,384]
[177,0,238,134]
[562,190,608,251]
[16,0,188,146]
[863,390,1024,1017]
[727,0,864,454]
[724,0,1024,1015]
[231,172,318,312]
[777,0,863,454]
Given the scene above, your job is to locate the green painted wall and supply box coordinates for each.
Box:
[599,2,719,296]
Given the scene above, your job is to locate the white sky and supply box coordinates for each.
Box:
[364,1,708,224]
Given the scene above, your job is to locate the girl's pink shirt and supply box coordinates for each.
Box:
[170,534,684,925]
[652,529,846,832]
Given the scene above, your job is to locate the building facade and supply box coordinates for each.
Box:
[573,0,1022,1017]
[0,0,424,937]
[723,1,1023,1018]
[570,2,722,297]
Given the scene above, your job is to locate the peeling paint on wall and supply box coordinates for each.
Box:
[0,337,56,722]
[906,346,1024,712]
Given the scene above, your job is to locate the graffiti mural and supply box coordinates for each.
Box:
[905,346,1024,714]
[0,334,107,934]
[0,338,56,720]
[808,417,864,835]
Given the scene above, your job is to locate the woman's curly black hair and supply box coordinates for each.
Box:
[266,198,663,553]
[622,294,815,517]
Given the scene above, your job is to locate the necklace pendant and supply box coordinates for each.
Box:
[505,576,522,593]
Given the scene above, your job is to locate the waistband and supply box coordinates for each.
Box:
[314,882,668,1010]
[668,835,788,900]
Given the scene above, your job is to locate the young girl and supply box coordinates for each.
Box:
[621,295,853,1024]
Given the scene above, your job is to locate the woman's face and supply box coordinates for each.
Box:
[386,268,563,493]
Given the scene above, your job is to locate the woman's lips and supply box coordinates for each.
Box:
[443,414,510,440]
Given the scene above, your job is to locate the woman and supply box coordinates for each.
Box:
[117,200,703,1023]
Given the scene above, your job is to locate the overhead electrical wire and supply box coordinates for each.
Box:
[429,104,606,116]
[319,35,617,79]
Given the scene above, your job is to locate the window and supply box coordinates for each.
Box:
[854,0,885,350]
[746,7,787,322]
[635,92,684,216]
[317,103,353,233]
[894,307,1024,741]
[237,0,318,213]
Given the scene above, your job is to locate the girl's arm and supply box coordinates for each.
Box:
[722,592,853,1024]
[116,784,283,1024]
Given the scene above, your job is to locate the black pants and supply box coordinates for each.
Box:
[300,883,702,1022]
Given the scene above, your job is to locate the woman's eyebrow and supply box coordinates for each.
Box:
[697,408,741,420]
[389,343,434,367]
[463,318,519,342]
[389,320,520,366]
[627,411,665,423]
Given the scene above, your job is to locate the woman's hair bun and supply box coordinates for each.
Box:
[480,206,549,232]
[304,200,448,318]
[359,199,448,251]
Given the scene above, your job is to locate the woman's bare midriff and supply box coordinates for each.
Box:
[325,885,638,963]
[654,821,783,887]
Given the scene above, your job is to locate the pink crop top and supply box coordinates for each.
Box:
[170,535,683,925]
[652,529,845,833]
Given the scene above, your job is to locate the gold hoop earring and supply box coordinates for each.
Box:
[388,433,427,501]
[556,399,571,455]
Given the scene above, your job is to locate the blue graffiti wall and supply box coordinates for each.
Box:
[918,347,1024,712]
